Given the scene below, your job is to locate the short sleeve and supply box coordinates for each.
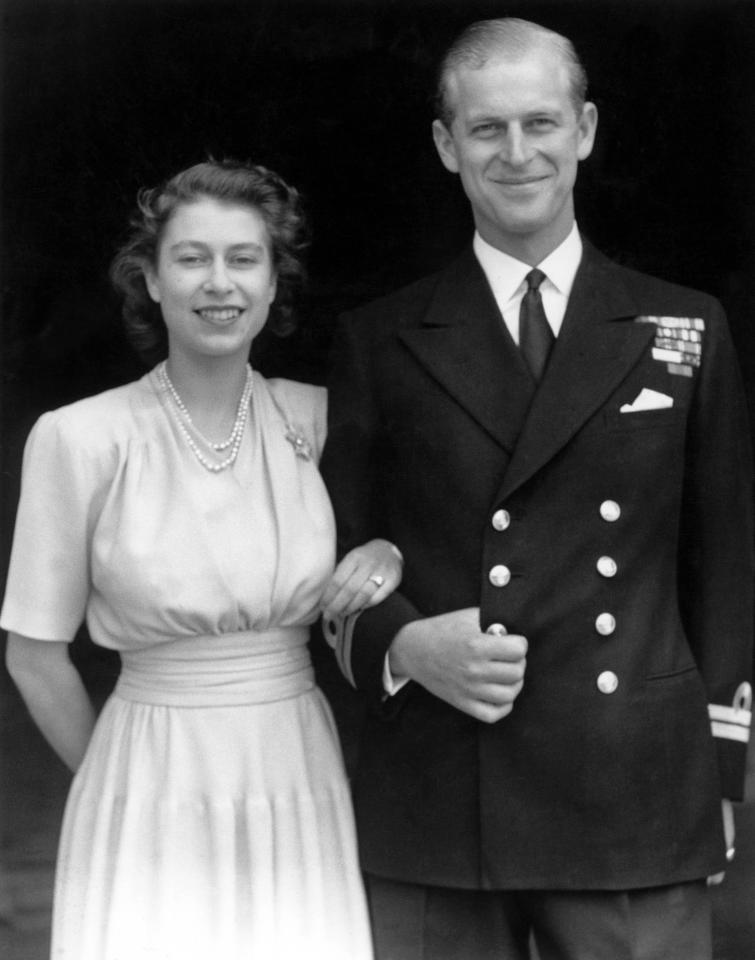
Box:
[0,410,107,641]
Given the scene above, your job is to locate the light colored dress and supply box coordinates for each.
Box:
[0,367,373,960]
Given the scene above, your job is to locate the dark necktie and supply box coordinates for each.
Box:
[519,268,554,382]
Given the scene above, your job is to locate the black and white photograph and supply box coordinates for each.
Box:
[1,1,754,958]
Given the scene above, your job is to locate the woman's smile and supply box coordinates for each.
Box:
[195,306,245,324]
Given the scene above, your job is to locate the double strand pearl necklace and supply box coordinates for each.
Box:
[158,361,253,473]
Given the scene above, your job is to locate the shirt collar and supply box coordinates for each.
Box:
[473,223,583,305]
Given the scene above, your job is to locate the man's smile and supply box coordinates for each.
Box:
[492,174,549,186]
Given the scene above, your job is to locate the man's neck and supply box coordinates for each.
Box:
[477,220,576,267]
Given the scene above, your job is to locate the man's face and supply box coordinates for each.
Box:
[433,48,597,259]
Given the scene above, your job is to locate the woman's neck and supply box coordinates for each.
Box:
[163,353,251,443]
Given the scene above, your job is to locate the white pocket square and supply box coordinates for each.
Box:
[620,388,673,413]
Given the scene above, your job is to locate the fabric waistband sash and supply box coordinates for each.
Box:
[115,627,314,707]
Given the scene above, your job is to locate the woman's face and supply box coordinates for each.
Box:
[144,197,277,365]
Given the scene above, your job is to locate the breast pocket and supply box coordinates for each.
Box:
[604,407,685,432]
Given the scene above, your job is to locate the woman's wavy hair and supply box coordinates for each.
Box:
[109,159,310,364]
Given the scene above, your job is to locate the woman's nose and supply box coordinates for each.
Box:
[203,259,234,294]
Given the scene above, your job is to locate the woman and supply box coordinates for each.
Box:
[2,160,400,959]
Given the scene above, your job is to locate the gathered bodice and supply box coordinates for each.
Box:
[1,367,335,652]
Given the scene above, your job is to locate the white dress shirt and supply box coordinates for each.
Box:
[472,222,583,343]
[383,224,584,695]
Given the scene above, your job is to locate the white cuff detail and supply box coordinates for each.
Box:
[709,682,752,743]
[322,613,360,688]
[383,652,410,697]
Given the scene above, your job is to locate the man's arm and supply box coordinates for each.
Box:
[321,312,528,717]
[679,302,754,882]
[320,311,426,706]
[679,299,754,801]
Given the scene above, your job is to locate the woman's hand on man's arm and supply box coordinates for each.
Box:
[320,539,403,620]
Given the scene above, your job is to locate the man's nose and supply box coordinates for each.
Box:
[498,126,530,166]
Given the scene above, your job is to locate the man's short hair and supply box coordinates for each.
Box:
[435,18,588,128]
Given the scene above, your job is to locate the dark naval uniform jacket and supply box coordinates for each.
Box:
[320,240,754,891]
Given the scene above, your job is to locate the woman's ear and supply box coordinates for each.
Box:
[143,263,161,304]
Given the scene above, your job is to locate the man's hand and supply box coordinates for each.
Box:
[708,798,736,886]
[388,608,527,723]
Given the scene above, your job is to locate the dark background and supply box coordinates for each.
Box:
[1,0,755,957]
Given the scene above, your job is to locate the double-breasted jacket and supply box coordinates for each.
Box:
[320,241,754,890]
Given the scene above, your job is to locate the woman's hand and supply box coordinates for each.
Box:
[320,539,403,619]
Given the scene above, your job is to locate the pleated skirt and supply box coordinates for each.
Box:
[51,631,373,960]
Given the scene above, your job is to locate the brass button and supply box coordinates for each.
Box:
[489,565,511,587]
[492,509,511,531]
[595,613,616,636]
[600,500,621,522]
[597,671,619,694]
[597,556,618,578]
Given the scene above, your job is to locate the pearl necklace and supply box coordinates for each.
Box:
[159,361,252,451]
[158,361,253,473]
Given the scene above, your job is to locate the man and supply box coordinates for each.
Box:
[320,17,753,960]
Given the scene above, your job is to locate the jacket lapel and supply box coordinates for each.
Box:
[497,244,656,502]
[399,249,534,453]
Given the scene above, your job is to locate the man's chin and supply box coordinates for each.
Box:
[485,212,550,241]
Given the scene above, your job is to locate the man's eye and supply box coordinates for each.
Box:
[473,123,500,136]
[178,255,204,265]
[529,118,556,130]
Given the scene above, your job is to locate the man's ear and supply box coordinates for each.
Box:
[576,101,598,162]
[432,119,461,174]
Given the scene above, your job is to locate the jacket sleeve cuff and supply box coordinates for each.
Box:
[323,591,422,708]
[709,682,752,799]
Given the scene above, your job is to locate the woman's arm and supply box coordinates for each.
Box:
[5,633,96,772]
